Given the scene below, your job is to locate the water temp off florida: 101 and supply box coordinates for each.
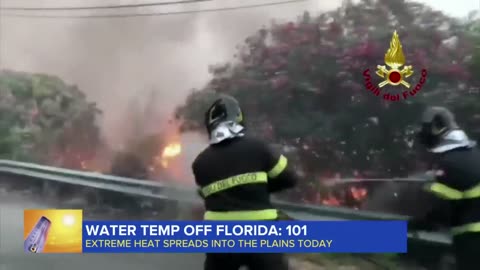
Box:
[84,224,308,237]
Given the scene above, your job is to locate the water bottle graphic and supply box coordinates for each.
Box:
[24,216,51,253]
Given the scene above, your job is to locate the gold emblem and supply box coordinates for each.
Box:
[376,31,413,88]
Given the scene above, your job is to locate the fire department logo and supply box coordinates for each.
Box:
[376,31,413,88]
[363,30,428,102]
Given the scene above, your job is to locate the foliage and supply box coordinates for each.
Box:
[0,70,102,167]
[175,0,480,202]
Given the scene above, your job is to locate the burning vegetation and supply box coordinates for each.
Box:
[108,131,184,181]
[321,186,368,208]
[157,142,182,168]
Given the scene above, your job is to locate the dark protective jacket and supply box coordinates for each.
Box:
[192,136,298,220]
[410,146,480,236]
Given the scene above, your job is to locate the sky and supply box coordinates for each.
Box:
[0,0,478,148]
[418,0,478,18]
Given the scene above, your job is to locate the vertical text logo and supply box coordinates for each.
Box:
[363,31,427,101]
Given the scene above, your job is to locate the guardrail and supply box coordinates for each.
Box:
[0,159,451,248]
[0,159,195,201]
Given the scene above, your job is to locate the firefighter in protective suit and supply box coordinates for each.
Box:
[411,106,480,270]
[192,95,298,270]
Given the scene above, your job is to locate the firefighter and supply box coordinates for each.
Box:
[411,106,480,270]
[192,95,298,270]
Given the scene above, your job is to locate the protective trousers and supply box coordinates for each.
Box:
[204,253,289,270]
[453,232,480,270]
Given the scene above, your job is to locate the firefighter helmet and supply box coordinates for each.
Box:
[205,95,244,135]
[417,106,459,149]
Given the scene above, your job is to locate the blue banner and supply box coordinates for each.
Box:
[81,221,407,253]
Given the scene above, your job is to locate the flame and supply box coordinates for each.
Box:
[321,186,368,207]
[350,186,367,200]
[155,142,182,169]
[322,197,341,206]
[162,143,182,158]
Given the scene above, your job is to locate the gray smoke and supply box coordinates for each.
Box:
[0,0,336,147]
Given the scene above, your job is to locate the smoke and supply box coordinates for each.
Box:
[0,0,338,147]
[362,181,433,217]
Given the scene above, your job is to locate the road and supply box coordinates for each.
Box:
[0,190,204,270]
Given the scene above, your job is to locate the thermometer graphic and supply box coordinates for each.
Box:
[24,216,51,253]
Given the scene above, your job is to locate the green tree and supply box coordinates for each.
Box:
[0,70,102,167]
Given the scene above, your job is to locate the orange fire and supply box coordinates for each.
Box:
[159,142,182,168]
[321,186,368,207]
[162,143,182,158]
[322,196,341,206]
[350,186,367,200]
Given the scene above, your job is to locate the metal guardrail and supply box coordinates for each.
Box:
[0,159,195,201]
[0,159,451,246]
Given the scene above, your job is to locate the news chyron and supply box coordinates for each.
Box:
[24,209,407,253]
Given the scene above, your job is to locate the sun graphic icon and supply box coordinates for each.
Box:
[63,214,76,226]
